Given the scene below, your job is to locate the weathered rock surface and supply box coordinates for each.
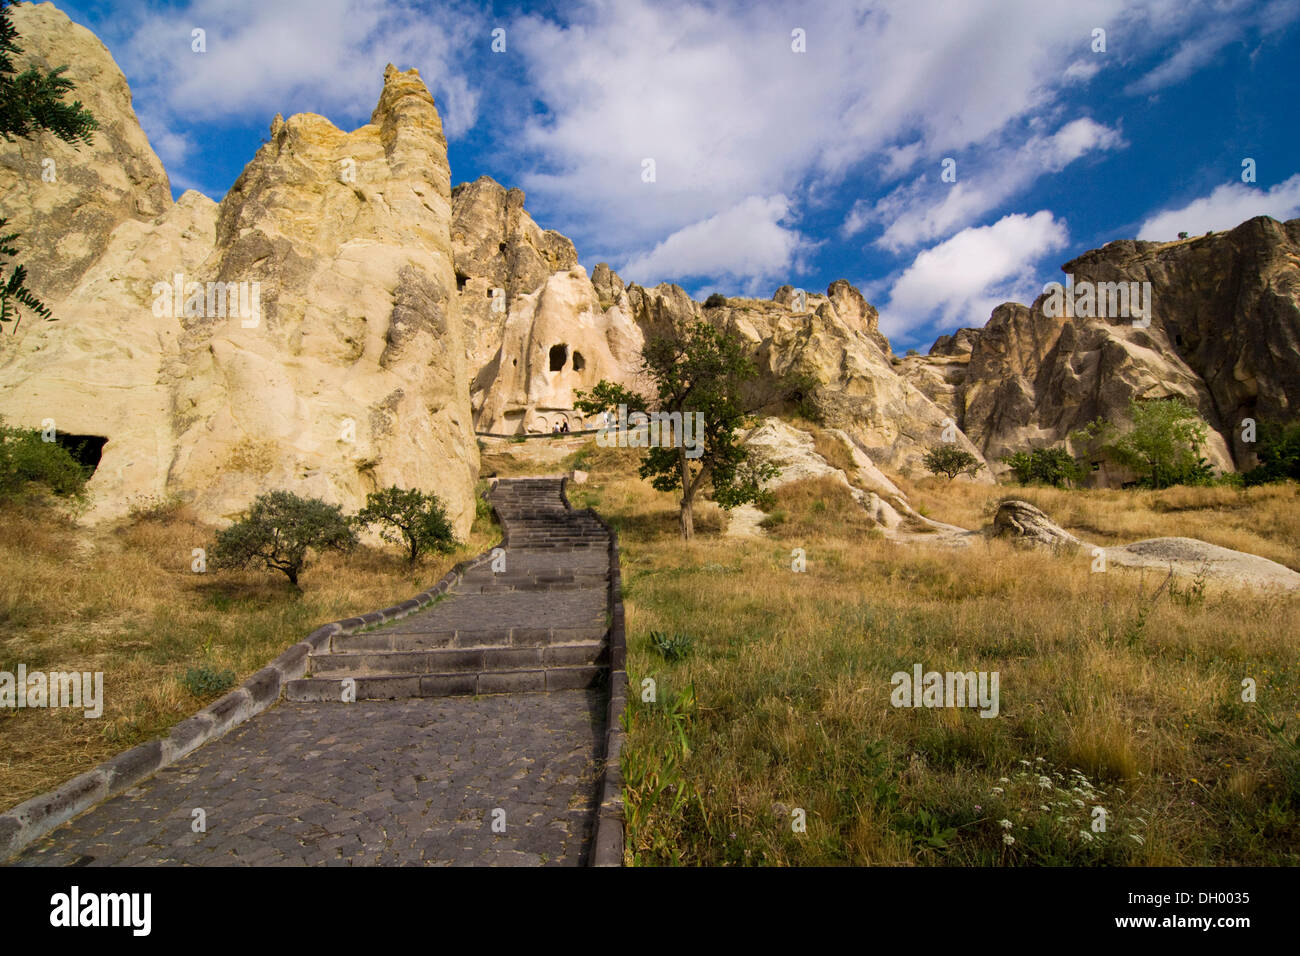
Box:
[0,2,171,304]
[1104,537,1300,591]
[991,500,1083,549]
[622,281,992,481]
[741,417,912,530]
[450,176,578,374]
[0,17,478,533]
[917,217,1300,479]
[470,266,645,434]
[989,501,1300,590]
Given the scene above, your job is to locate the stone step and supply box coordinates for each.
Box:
[334,625,607,653]
[284,665,605,701]
[308,641,606,677]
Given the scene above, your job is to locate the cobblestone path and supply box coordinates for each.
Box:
[14,478,613,866]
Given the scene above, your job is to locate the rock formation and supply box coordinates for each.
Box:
[0,2,171,305]
[913,216,1300,480]
[991,500,1083,549]
[7,3,1294,539]
[0,5,477,534]
[619,280,992,480]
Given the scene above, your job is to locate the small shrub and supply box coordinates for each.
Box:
[356,485,457,564]
[0,416,90,501]
[1244,420,1300,485]
[211,490,358,587]
[181,665,235,698]
[703,293,728,309]
[921,445,983,481]
[1000,447,1086,488]
[778,368,822,423]
[649,630,694,662]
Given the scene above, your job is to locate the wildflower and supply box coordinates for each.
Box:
[1038,776,1052,789]
[973,805,982,812]
[1039,805,1050,812]
[1079,830,1094,842]
[999,777,1010,783]
[999,819,1013,830]
[1003,834,1015,846]
[991,787,1004,795]
[1019,759,1031,767]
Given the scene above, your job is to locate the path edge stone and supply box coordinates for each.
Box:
[562,477,628,867]
[0,485,506,863]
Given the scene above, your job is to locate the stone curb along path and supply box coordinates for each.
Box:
[1,477,627,866]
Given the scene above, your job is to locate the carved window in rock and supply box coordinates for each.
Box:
[572,350,586,371]
[549,344,568,371]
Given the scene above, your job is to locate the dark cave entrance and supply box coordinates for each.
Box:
[55,434,108,476]
[549,344,568,371]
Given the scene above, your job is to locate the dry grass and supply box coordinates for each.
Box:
[0,497,499,811]
[895,475,1300,570]
[561,439,1300,865]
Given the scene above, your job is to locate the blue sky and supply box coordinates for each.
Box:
[52,0,1300,350]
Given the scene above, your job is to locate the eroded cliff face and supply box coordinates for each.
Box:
[453,174,989,479]
[0,5,477,534]
[0,2,172,304]
[7,3,1292,531]
[910,216,1300,477]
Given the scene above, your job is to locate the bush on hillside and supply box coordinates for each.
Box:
[1243,420,1300,485]
[0,416,90,501]
[1072,398,1212,489]
[1001,447,1087,488]
[921,444,983,481]
[356,485,458,564]
[211,490,357,587]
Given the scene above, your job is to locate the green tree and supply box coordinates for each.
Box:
[575,319,777,539]
[1072,397,1210,489]
[0,0,98,331]
[356,485,457,564]
[1000,447,1087,488]
[0,415,89,500]
[921,444,983,481]
[211,490,357,588]
[1243,420,1300,485]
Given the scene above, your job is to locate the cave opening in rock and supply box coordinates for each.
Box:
[549,344,567,371]
[572,350,586,371]
[455,270,469,292]
[55,434,108,476]
[498,241,507,253]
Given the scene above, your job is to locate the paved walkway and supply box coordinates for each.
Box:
[14,478,612,866]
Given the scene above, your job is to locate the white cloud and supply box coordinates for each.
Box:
[621,195,804,289]
[510,0,1149,263]
[860,117,1123,251]
[1062,60,1102,84]
[1137,174,1300,240]
[881,211,1069,337]
[85,0,481,183]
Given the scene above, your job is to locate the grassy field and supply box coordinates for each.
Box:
[0,494,499,811]
[895,474,1300,571]
[5,437,1298,867]
[555,441,1300,866]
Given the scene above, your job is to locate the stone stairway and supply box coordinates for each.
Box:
[285,477,611,702]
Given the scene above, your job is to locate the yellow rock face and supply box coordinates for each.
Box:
[0,9,478,534]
